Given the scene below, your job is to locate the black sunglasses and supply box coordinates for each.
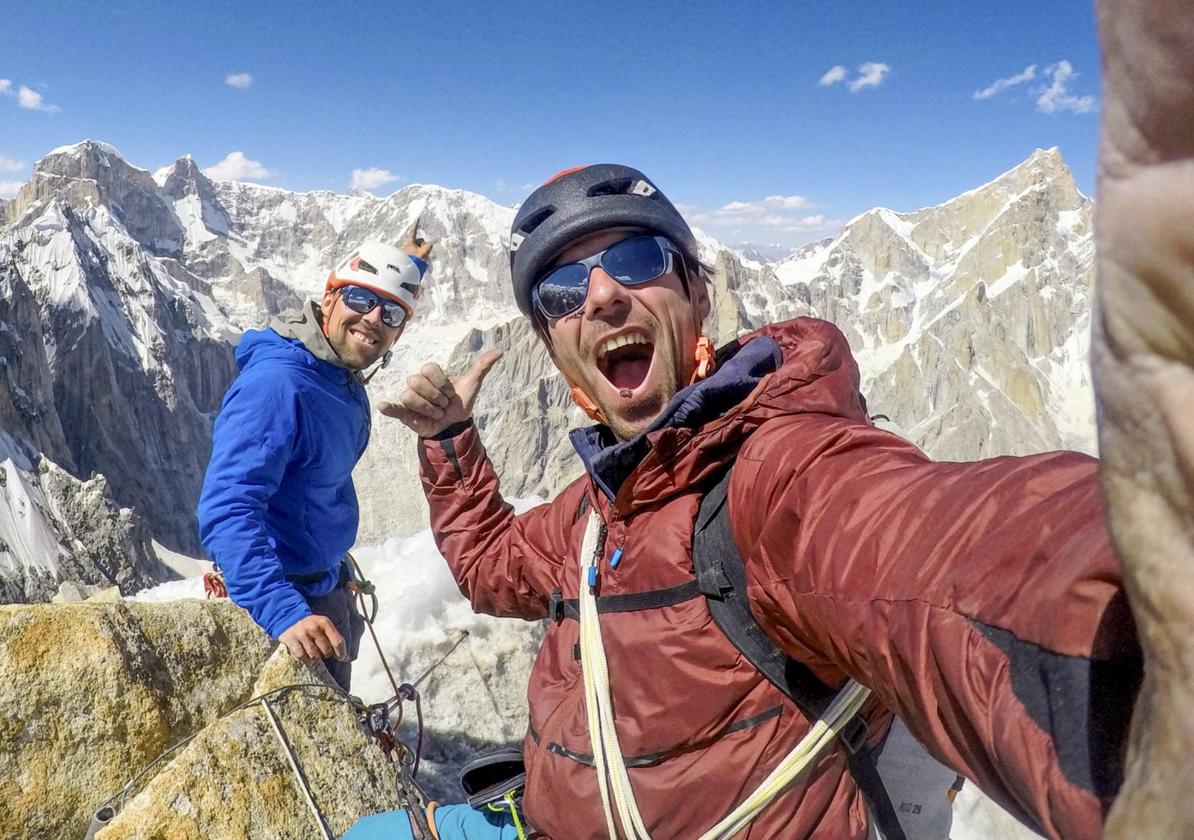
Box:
[339,285,408,329]
[531,235,680,321]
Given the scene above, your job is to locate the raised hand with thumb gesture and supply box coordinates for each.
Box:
[402,215,433,261]
[379,349,502,438]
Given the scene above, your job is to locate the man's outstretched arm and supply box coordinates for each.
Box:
[1094,2,1194,836]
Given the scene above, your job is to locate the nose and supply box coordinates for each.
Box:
[584,267,630,319]
[360,305,384,325]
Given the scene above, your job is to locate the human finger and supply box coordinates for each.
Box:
[307,619,338,660]
[455,349,503,399]
[397,388,445,419]
[403,215,422,246]
[408,373,451,407]
[378,401,438,436]
[328,627,349,662]
[420,363,454,398]
[281,634,309,662]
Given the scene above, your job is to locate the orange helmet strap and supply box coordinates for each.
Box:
[569,385,607,423]
[692,335,715,383]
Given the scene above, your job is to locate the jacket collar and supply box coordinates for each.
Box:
[570,335,782,502]
[271,300,364,380]
[568,318,871,514]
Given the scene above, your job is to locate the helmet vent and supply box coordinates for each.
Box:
[354,258,379,275]
[517,205,556,236]
[587,178,635,198]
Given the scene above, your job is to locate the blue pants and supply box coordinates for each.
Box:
[345,803,519,839]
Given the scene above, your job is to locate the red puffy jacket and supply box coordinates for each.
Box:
[418,318,1139,839]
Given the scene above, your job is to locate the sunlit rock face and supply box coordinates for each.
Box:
[0,599,275,838]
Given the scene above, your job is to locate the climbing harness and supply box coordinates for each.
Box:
[575,510,872,840]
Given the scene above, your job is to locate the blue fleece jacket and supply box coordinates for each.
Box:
[198,324,370,638]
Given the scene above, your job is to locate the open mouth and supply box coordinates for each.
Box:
[596,333,655,392]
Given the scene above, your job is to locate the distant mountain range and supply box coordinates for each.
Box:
[0,142,1093,602]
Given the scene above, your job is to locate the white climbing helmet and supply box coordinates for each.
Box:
[325,241,423,318]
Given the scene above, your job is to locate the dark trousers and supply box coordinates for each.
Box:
[305,571,366,691]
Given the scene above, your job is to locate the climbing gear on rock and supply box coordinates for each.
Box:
[261,695,335,840]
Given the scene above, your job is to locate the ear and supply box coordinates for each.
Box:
[319,289,337,320]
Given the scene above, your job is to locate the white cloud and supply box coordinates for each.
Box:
[974,65,1038,100]
[225,73,253,89]
[0,80,10,95]
[1036,61,1096,114]
[0,155,25,173]
[17,85,58,112]
[0,180,23,199]
[678,194,842,246]
[819,65,847,86]
[203,151,274,182]
[848,62,890,93]
[349,167,400,193]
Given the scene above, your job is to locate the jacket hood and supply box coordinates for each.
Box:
[573,317,870,514]
[271,300,357,369]
[236,300,360,378]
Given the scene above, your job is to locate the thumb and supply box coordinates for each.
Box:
[403,214,421,243]
[455,349,503,401]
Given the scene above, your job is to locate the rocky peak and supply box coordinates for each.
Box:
[155,154,232,244]
[13,140,185,255]
[156,154,211,197]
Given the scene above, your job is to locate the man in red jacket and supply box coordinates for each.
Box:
[373,155,1142,840]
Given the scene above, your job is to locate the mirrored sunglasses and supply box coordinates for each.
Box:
[340,285,408,329]
[532,235,678,321]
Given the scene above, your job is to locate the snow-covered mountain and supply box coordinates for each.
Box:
[0,141,1095,600]
[761,147,1095,459]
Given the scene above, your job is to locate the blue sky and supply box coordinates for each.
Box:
[1,0,1101,247]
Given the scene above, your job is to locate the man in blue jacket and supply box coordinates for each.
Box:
[198,224,431,690]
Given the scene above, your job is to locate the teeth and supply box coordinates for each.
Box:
[598,333,649,359]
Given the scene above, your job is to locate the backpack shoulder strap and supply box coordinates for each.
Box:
[692,466,840,718]
[693,465,907,840]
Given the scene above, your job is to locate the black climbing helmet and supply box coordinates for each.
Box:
[508,164,700,317]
